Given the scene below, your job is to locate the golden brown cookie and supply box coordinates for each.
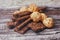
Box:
[30,12,41,22]
[43,17,54,28]
[40,13,47,21]
[28,4,39,12]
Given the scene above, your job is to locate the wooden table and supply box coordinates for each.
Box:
[0,8,60,40]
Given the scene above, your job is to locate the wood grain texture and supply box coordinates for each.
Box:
[0,8,60,40]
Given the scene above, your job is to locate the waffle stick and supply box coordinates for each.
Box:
[12,17,16,22]
[7,15,30,29]
[38,7,46,12]
[13,11,32,18]
[16,15,30,22]
[14,15,30,26]
[7,22,16,29]
[12,15,30,22]
[15,25,29,34]
[38,7,46,10]
[14,18,31,31]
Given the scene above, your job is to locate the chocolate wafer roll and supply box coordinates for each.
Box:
[7,22,16,29]
[15,15,30,26]
[12,15,30,22]
[14,18,31,31]
[38,7,46,12]
[28,22,45,32]
[13,11,32,18]
[15,26,29,34]
[12,17,16,22]
[16,15,30,22]
[38,7,46,10]
[8,15,30,29]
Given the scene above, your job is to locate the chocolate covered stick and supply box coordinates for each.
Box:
[14,18,31,31]
[14,15,30,26]
[38,7,46,12]
[15,26,29,34]
[13,11,32,18]
[12,15,30,22]
[16,15,30,22]
[7,22,16,29]
[12,17,16,22]
[8,15,30,29]
[18,11,32,16]
[38,7,46,10]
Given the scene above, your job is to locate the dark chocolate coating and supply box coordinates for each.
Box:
[28,22,45,32]
[13,11,32,18]
[7,22,16,29]
[15,26,29,34]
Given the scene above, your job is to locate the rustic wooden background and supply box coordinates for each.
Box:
[0,7,60,40]
[0,0,60,40]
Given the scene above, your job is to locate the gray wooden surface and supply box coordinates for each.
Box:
[0,8,60,40]
[0,0,60,40]
[0,0,60,9]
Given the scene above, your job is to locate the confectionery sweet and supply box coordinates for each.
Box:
[28,4,39,12]
[40,13,47,21]
[7,4,54,34]
[43,17,54,28]
[30,12,41,22]
[28,22,45,32]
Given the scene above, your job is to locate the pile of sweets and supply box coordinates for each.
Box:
[7,4,54,34]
